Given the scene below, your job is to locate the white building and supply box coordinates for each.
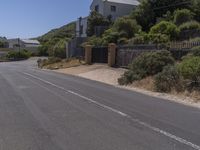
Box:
[8,39,40,52]
[76,0,140,37]
[8,39,40,48]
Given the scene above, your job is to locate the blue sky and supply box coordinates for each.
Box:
[0,0,92,39]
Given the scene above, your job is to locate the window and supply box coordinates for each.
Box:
[95,5,99,12]
[111,6,116,12]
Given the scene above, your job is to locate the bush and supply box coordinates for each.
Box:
[173,9,194,26]
[179,21,200,31]
[148,33,170,44]
[38,45,48,56]
[154,65,182,92]
[118,50,175,85]
[149,21,179,41]
[6,50,31,60]
[191,46,200,56]
[86,36,104,46]
[128,33,149,44]
[87,11,111,36]
[102,29,120,45]
[113,17,141,38]
[117,37,129,45]
[178,56,200,89]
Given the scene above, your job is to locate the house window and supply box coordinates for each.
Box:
[95,5,99,12]
[111,6,116,12]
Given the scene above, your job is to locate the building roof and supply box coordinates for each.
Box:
[21,39,40,44]
[103,0,140,6]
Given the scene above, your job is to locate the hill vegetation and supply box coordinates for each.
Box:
[38,22,76,57]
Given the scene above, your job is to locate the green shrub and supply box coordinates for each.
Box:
[6,50,31,60]
[53,39,66,58]
[102,29,120,45]
[117,37,129,45]
[113,17,141,38]
[38,45,48,56]
[179,21,200,31]
[178,56,200,89]
[191,46,200,56]
[128,33,149,44]
[189,37,200,42]
[87,11,111,36]
[86,36,104,46]
[149,21,179,41]
[154,65,182,92]
[148,33,170,44]
[173,9,194,26]
[118,50,175,85]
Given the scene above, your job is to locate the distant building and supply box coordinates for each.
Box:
[76,0,140,37]
[8,39,40,52]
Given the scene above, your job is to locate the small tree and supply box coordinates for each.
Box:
[87,11,111,37]
[113,17,141,38]
[53,39,66,59]
[149,21,179,41]
[178,56,200,89]
[0,41,4,48]
[173,9,194,26]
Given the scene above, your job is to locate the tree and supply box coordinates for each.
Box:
[149,21,179,42]
[87,11,111,36]
[0,41,4,48]
[132,0,193,31]
[191,0,200,22]
[53,39,66,58]
[113,17,141,38]
[178,56,200,89]
[131,0,155,31]
[173,9,194,26]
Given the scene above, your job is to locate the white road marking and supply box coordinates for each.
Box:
[23,72,200,150]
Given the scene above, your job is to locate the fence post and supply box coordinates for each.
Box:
[108,43,117,67]
[84,45,92,65]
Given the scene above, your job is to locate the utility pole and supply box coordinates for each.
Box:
[18,38,21,53]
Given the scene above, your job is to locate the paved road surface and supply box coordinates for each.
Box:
[0,58,200,150]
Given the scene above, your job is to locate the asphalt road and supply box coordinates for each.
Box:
[0,58,200,150]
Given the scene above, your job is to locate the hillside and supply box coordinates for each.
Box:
[38,22,76,43]
[37,21,76,58]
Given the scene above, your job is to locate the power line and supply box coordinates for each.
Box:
[153,1,192,11]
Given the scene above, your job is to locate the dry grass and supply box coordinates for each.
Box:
[131,77,200,102]
[132,76,155,91]
[42,58,85,70]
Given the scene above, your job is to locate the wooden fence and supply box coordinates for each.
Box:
[169,41,200,50]
[116,42,200,67]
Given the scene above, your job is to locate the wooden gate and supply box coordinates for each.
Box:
[92,47,108,63]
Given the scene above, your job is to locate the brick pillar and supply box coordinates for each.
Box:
[84,45,92,65]
[108,43,117,67]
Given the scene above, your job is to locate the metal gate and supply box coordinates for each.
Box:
[92,47,108,63]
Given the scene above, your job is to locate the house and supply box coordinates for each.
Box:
[76,0,140,37]
[8,38,40,52]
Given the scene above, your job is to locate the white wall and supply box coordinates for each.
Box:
[90,0,104,15]
[76,17,88,38]
[103,2,137,20]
